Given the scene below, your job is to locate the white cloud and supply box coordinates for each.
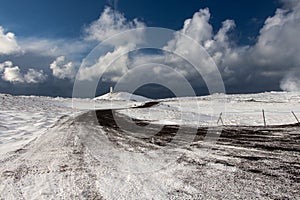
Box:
[202,19,236,68]
[19,38,91,58]
[78,8,235,87]
[0,61,46,84]
[244,0,300,91]
[164,8,213,53]
[2,66,24,83]
[0,61,13,72]
[165,3,300,92]
[252,2,300,69]
[0,25,91,59]
[160,8,235,86]
[0,26,21,55]
[24,69,47,83]
[50,56,76,79]
[76,3,300,94]
[214,20,235,45]
[84,6,145,46]
[78,7,146,81]
[180,8,213,45]
[78,45,131,81]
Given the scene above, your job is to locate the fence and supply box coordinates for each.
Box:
[216,110,300,127]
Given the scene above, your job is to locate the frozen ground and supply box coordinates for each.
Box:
[118,91,300,126]
[0,92,299,199]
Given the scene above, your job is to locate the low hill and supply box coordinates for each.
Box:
[94,92,151,102]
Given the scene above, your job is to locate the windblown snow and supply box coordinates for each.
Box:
[0,91,299,199]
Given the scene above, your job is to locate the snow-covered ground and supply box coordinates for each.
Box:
[94,92,151,102]
[0,94,74,157]
[0,92,146,157]
[0,91,299,199]
[119,91,300,126]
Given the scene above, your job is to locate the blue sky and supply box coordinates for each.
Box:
[0,0,299,98]
[0,0,279,41]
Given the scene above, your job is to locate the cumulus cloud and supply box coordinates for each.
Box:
[254,1,300,92]
[164,8,213,54]
[84,6,145,46]
[252,2,300,69]
[0,61,46,83]
[0,25,90,59]
[79,7,229,87]
[50,56,76,79]
[162,3,300,93]
[74,3,300,94]
[156,8,235,90]
[78,7,146,82]
[164,8,236,75]
[24,68,47,83]
[225,0,300,92]
[2,66,24,83]
[78,45,131,81]
[180,8,213,45]
[0,26,21,55]
[0,61,13,72]
[77,7,256,92]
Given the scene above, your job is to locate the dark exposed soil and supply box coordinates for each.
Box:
[93,108,300,151]
[90,107,300,185]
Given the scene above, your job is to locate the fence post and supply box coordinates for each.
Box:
[291,111,300,124]
[262,109,266,127]
[217,112,224,125]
